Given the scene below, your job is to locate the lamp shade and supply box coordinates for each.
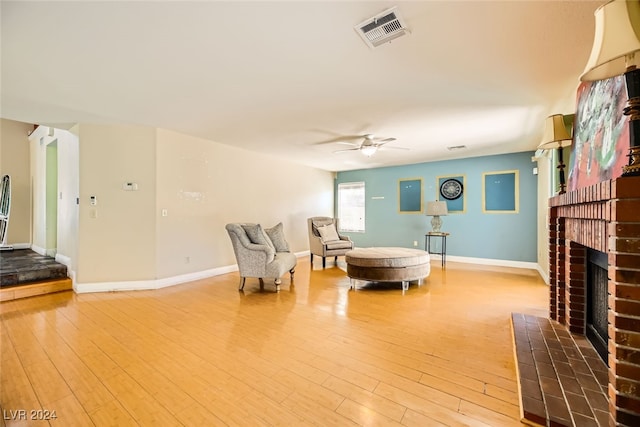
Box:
[425,201,448,216]
[538,114,573,149]
[581,0,640,81]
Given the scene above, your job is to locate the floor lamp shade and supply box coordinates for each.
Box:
[581,0,640,176]
[580,0,640,81]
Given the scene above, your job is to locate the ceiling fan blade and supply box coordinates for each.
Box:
[335,141,361,146]
[378,145,411,151]
[311,135,365,145]
[379,146,410,151]
[376,137,396,143]
[333,148,361,154]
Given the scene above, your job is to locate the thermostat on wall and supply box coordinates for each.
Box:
[122,182,138,191]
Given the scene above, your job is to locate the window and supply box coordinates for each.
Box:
[338,182,365,232]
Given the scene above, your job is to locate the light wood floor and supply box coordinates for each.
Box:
[1,258,548,426]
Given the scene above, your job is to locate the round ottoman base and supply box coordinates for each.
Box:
[345,247,431,291]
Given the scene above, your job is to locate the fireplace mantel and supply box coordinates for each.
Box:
[548,176,640,426]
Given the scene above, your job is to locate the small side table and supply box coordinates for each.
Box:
[425,232,449,267]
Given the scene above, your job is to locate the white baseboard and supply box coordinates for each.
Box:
[55,253,72,267]
[74,265,236,293]
[74,252,309,294]
[32,245,57,258]
[27,249,546,294]
[536,264,550,284]
[443,255,539,271]
[7,243,31,250]
[31,244,46,255]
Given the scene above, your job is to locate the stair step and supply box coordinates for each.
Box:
[0,249,68,287]
[0,278,73,302]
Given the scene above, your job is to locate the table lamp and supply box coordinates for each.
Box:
[425,201,448,233]
[538,114,573,194]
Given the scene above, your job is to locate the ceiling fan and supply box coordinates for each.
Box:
[317,134,408,157]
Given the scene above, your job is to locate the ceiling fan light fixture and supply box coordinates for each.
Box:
[361,145,378,157]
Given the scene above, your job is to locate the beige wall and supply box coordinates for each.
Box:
[72,124,334,286]
[155,128,334,279]
[0,119,32,245]
[77,124,157,283]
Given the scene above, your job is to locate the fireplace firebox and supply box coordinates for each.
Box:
[586,248,608,365]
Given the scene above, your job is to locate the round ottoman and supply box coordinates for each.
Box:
[345,247,431,291]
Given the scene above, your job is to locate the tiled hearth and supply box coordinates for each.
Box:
[512,313,609,426]
[546,176,640,426]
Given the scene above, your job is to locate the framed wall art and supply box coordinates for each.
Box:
[398,178,422,213]
[482,170,519,213]
[568,75,628,191]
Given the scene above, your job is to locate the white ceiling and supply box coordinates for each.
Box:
[1,0,602,172]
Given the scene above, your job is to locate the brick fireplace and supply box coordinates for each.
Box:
[549,175,640,426]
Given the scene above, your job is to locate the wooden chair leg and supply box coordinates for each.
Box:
[238,277,246,290]
[322,257,326,269]
[310,253,314,264]
[334,256,338,264]
[274,278,281,292]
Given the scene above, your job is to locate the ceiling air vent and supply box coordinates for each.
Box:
[355,7,409,49]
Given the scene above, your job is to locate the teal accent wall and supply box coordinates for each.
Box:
[336,151,537,262]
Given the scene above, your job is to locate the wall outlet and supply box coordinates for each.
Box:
[161,209,168,217]
[413,240,418,247]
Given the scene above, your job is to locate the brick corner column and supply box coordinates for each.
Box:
[608,176,640,426]
[553,214,567,325]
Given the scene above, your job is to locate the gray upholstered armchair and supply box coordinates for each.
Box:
[307,217,354,268]
[226,223,296,291]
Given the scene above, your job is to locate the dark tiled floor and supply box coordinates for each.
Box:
[511,313,609,427]
[0,249,67,288]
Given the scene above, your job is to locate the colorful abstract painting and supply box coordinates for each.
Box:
[567,76,629,191]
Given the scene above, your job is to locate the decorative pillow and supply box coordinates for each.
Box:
[317,223,340,243]
[265,222,290,252]
[242,224,275,250]
[312,219,334,237]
